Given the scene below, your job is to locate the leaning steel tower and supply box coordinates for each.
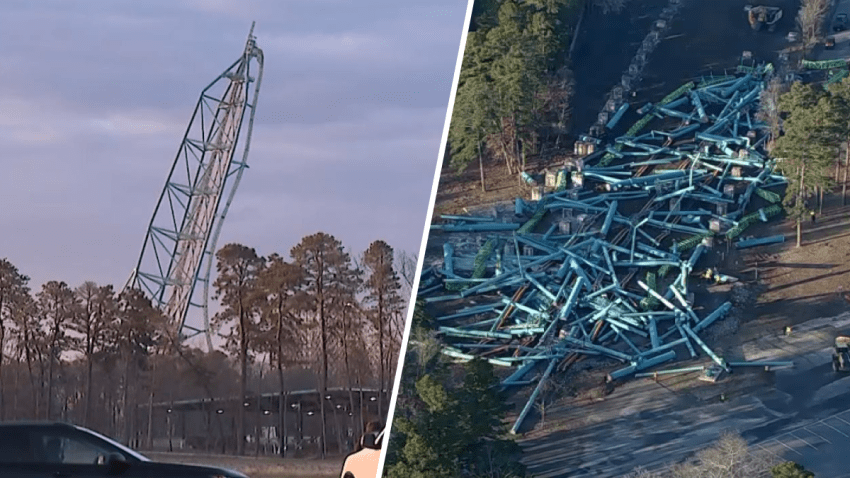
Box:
[126,24,264,350]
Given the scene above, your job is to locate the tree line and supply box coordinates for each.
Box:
[0,232,415,458]
[760,76,850,246]
[449,0,579,191]
[382,301,531,478]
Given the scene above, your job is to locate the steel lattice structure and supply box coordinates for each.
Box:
[126,24,264,350]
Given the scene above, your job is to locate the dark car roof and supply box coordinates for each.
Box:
[0,421,72,425]
[0,422,247,477]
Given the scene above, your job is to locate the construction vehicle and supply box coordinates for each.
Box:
[834,13,848,32]
[832,336,850,372]
[745,5,783,32]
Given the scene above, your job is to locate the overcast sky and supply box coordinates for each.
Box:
[1,0,467,298]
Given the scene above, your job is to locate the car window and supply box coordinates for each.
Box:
[0,428,35,463]
[32,429,117,465]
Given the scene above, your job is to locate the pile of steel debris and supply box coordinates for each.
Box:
[419,63,796,433]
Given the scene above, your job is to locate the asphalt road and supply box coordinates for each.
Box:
[520,312,850,477]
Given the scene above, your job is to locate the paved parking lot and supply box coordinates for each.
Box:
[521,311,850,477]
[752,409,850,478]
[821,0,850,61]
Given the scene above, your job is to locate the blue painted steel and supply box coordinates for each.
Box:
[511,358,558,434]
[435,303,500,322]
[127,26,264,349]
[439,327,512,340]
[440,214,500,222]
[690,91,707,121]
[693,302,733,332]
[682,323,725,368]
[516,197,526,216]
[735,234,785,249]
[722,73,752,98]
[601,200,619,237]
[634,365,705,378]
[443,243,454,276]
[431,223,521,232]
[728,361,794,368]
[606,102,630,129]
[557,276,586,321]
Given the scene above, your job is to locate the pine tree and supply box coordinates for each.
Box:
[771,461,815,478]
[363,240,404,418]
[386,357,530,478]
[291,232,356,458]
[774,82,838,246]
[212,243,265,454]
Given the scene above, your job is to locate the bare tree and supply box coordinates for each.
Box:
[37,281,79,420]
[0,259,29,420]
[756,77,791,151]
[621,468,664,478]
[257,253,303,457]
[797,0,830,49]
[12,291,45,419]
[114,288,168,446]
[72,282,115,427]
[362,241,404,420]
[669,432,779,478]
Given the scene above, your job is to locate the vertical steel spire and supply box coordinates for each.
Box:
[127,24,264,350]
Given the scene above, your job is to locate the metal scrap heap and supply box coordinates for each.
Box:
[419,64,791,434]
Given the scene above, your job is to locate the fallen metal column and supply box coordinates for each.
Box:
[510,358,558,434]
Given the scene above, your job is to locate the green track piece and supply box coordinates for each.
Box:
[444,280,468,291]
[725,204,782,239]
[658,263,673,278]
[659,82,695,106]
[640,271,659,310]
[755,187,781,203]
[517,206,548,235]
[598,82,694,168]
[698,75,736,87]
[472,239,496,279]
[825,69,849,89]
[802,58,848,70]
[556,169,568,191]
[674,231,715,252]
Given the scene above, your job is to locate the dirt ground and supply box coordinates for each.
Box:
[145,451,339,478]
[435,0,801,219]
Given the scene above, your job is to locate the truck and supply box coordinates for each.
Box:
[832,336,850,372]
[834,13,848,32]
[745,5,783,32]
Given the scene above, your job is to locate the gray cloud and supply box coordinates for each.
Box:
[0,0,467,292]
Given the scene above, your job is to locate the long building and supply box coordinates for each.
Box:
[136,387,385,457]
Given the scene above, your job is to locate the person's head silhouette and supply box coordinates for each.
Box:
[358,421,383,450]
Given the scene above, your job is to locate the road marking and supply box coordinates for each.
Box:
[819,420,849,437]
[803,427,832,444]
[770,437,803,455]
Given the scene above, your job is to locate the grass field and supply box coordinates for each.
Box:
[145,452,340,478]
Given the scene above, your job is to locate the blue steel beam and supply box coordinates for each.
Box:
[511,358,558,434]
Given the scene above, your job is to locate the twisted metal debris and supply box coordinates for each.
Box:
[419,63,792,434]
